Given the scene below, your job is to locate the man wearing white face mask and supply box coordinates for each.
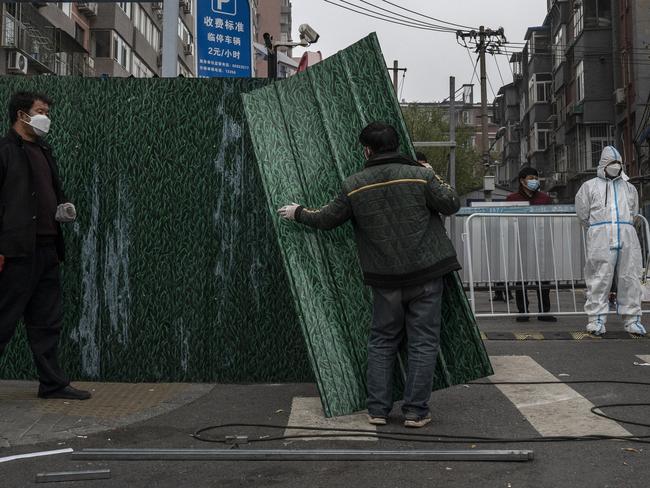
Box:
[0,91,89,400]
[575,146,646,336]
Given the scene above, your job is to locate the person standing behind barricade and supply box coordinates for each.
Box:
[505,167,557,322]
[575,146,646,337]
[415,151,433,170]
[277,122,461,428]
[0,91,91,400]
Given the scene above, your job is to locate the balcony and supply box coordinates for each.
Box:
[77,3,98,18]
[1,12,94,76]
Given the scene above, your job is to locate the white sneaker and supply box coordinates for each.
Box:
[624,321,647,336]
[586,320,606,336]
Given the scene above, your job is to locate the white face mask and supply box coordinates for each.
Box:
[24,112,51,137]
[605,163,622,178]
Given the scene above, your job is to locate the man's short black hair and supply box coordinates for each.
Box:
[415,151,428,163]
[358,122,399,154]
[8,91,52,125]
[518,167,539,180]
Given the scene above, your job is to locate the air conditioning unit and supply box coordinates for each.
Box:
[180,0,191,14]
[7,51,28,74]
[183,43,194,56]
[614,88,625,105]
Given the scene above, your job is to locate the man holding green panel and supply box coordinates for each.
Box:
[278,122,461,427]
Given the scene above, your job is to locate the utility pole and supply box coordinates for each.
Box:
[449,76,456,189]
[456,27,507,169]
[263,33,277,79]
[479,26,489,168]
[161,0,177,77]
[387,60,407,95]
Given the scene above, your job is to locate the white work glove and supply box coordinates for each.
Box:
[55,202,77,223]
[277,203,300,221]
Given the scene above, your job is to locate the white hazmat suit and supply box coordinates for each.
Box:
[575,146,646,336]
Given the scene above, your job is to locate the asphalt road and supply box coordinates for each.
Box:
[1,336,649,487]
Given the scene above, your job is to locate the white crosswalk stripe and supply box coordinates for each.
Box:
[489,355,631,437]
[636,355,650,364]
[284,397,377,441]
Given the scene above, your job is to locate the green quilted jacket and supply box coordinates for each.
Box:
[295,152,461,288]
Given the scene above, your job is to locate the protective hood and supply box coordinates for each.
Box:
[597,146,629,181]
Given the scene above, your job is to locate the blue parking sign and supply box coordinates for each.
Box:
[197,0,252,78]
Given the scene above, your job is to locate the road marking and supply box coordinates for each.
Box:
[489,356,631,437]
[284,397,376,441]
[637,355,650,364]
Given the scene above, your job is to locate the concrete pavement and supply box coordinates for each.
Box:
[1,323,649,487]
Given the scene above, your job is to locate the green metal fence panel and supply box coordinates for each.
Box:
[243,33,493,417]
[0,77,312,383]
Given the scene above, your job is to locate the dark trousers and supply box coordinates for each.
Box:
[0,243,69,395]
[367,277,443,418]
[515,282,551,314]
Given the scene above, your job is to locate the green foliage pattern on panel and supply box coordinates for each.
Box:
[0,77,312,383]
[243,34,493,417]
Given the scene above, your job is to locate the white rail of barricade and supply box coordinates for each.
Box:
[461,213,650,318]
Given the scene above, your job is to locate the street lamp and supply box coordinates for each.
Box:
[263,24,320,79]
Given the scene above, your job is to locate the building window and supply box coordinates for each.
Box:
[118,2,132,18]
[75,23,85,46]
[587,124,613,168]
[553,25,566,70]
[133,54,154,78]
[133,5,161,50]
[528,74,552,105]
[177,60,192,78]
[576,60,584,102]
[93,30,111,58]
[3,9,16,46]
[573,1,584,38]
[532,123,551,152]
[56,2,72,17]
[113,31,131,71]
[178,18,193,46]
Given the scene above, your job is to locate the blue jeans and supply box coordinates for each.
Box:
[366,278,443,418]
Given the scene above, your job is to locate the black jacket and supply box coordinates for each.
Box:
[0,129,66,261]
[295,152,461,288]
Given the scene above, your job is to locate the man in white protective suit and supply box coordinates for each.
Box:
[575,146,647,337]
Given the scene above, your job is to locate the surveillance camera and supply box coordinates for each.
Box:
[299,24,320,44]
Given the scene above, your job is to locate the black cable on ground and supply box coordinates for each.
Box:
[192,380,650,445]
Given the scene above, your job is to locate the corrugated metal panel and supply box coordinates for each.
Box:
[243,33,493,417]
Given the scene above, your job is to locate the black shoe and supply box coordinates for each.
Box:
[38,385,91,401]
[516,316,530,322]
[538,315,558,322]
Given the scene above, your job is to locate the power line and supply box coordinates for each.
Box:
[354,0,459,32]
[378,0,478,30]
[321,0,457,33]
[465,48,479,87]
[493,55,505,86]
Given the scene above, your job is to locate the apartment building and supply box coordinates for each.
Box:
[0,2,196,78]
[253,0,297,78]
[494,0,650,204]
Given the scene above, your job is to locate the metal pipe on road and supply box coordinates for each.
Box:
[73,448,533,462]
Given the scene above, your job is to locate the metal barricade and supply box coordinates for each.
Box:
[457,212,650,318]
